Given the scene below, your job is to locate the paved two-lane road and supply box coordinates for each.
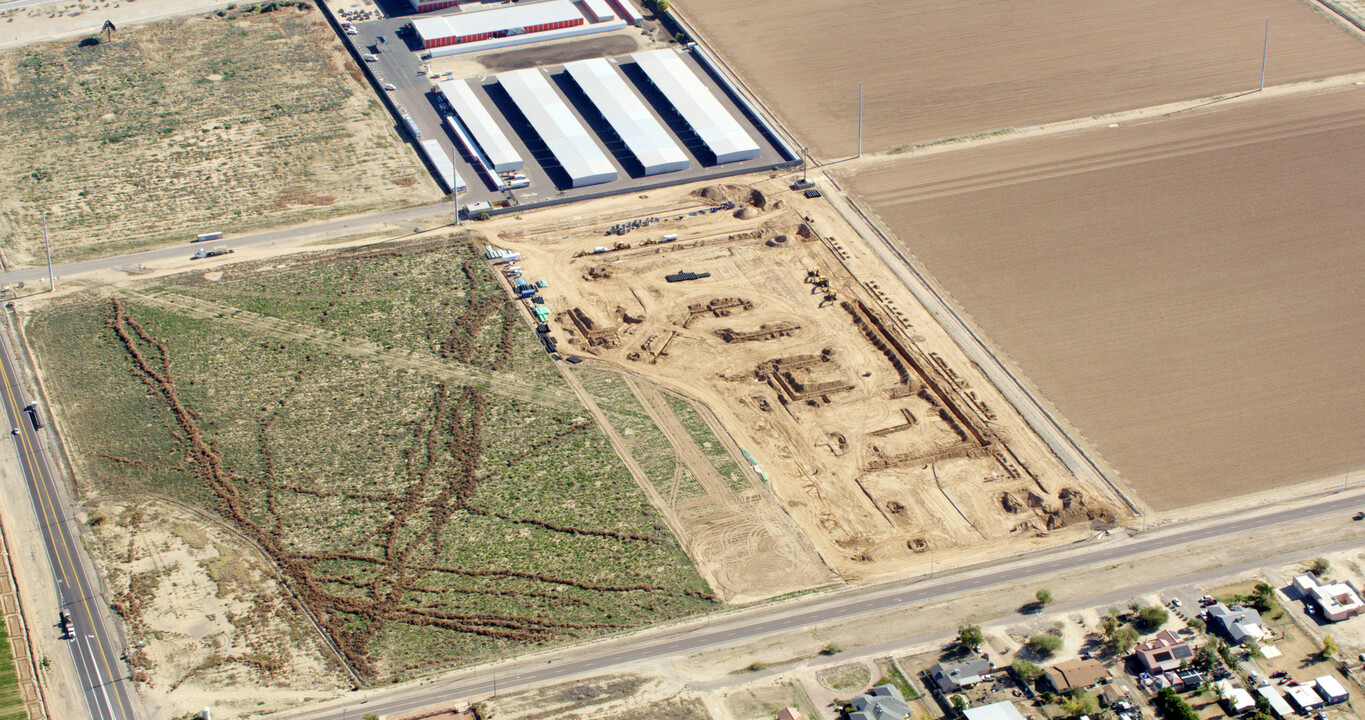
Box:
[0,201,456,287]
[0,334,138,720]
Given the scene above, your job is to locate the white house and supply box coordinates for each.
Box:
[1293,574,1365,622]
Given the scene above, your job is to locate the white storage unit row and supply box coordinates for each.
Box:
[496,68,617,188]
[418,139,466,193]
[438,80,524,172]
[607,0,643,25]
[563,58,688,176]
[582,0,616,22]
[445,115,506,191]
[629,49,760,164]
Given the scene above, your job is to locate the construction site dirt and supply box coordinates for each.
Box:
[481,178,1125,588]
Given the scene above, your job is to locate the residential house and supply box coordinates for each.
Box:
[1152,668,1203,692]
[777,709,808,720]
[1206,603,1264,644]
[1215,680,1255,714]
[1293,574,1365,622]
[1313,675,1349,704]
[1285,685,1325,712]
[1256,686,1294,718]
[962,701,1027,720]
[848,684,911,720]
[1042,659,1109,694]
[1133,630,1194,673]
[928,657,993,693]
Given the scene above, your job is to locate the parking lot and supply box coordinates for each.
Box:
[332,2,796,212]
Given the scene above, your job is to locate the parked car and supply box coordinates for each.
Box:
[1354,511,1364,520]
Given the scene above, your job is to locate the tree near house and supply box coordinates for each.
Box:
[1153,687,1199,720]
[1321,634,1338,659]
[1310,557,1330,578]
[1110,625,1140,654]
[1011,659,1044,683]
[1137,605,1169,630]
[1027,633,1063,657]
[1036,588,1054,605]
[1061,692,1100,719]
[958,624,985,651]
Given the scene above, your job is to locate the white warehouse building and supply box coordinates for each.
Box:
[437,80,524,173]
[496,68,618,188]
[630,48,760,165]
[562,58,689,176]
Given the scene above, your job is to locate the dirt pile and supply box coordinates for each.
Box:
[696,184,766,209]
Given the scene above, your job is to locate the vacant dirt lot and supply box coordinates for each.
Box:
[25,238,714,683]
[843,85,1365,510]
[0,4,439,265]
[676,0,1365,157]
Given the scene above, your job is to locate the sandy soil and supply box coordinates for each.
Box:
[85,500,349,719]
[674,0,1365,157]
[0,0,237,50]
[481,175,1122,587]
[841,84,1365,510]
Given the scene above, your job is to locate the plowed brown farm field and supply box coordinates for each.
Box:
[676,0,1365,157]
[843,86,1365,510]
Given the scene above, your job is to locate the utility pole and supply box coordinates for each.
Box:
[43,214,54,292]
[1260,18,1270,92]
[857,82,863,159]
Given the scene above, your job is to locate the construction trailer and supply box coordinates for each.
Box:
[437,80,524,172]
[562,58,688,176]
[629,48,761,164]
[412,1,584,49]
[496,68,617,187]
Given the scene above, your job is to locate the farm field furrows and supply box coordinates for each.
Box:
[25,238,714,682]
[0,4,440,265]
[843,86,1365,510]
[675,0,1365,157]
[0,624,21,720]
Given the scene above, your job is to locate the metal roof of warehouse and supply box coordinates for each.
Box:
[437,80,523,172]
[563,58,688,175]
[413,0,582,41]
[496,68,617,187]
[629,48,760,164]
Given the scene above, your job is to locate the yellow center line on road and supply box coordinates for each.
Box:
[0,344,130,720]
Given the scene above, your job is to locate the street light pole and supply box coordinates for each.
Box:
[1260,18,1270,92]
[451,142,461,227]
[43,214,54,291]
[857,81,863,159]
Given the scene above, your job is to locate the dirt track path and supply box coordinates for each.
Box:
[122,290,579,411]
[625,378,740,506]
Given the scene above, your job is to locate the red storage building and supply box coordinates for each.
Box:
[412,1,585,49]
